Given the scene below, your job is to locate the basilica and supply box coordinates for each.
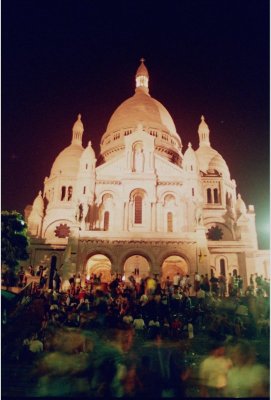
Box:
[25,60,269,288]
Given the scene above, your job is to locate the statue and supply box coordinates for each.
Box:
[134,148,144,172]
[80,202,88,230]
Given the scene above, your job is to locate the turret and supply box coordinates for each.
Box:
[135,58,149,94]
[198,115,210,147]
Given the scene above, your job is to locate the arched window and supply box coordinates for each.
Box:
[167,212,173,232]
[214,188,219,203]
[134,195,142,224]
[207,188,212,203]
[104,211,109,231]
[67,186,73,201]
[61,186,66,201]
[220,258,226,276]
[192,188,195,197]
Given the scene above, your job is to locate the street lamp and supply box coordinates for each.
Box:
[196,247,207,274]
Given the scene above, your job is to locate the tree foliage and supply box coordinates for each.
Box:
[207,225,223,241]
[1,211,29,270]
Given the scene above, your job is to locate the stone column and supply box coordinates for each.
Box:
[151,202,157,231]
[156,202,162,232]
[123,201,128,230]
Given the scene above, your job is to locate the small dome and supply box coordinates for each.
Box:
[50,144,84,177]
[81,141,96,160]
[209,154,230,178]
[195,115,230,179]
[236,194,247,215]
[195,145,218,171]
[33,191,44,213]
[196,146,230,178]
[198,115,210,136]
[73,114,84,134]
[183,143,198,171]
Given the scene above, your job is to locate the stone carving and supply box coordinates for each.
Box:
[134,148,144,172]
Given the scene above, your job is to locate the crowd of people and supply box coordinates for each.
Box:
[2,266,270,397]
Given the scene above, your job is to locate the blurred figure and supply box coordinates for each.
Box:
[228,273,233,296]
[225,341,269,398]
[199,342,232,397]
[194,271,201,293]
[218,274,226,298]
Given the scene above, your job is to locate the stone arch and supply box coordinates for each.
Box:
[159,191,180,232]
[96,190,117,207]
[123,255,151,282]
[214,255,229,276]
[119,249,154,278]
[97,192,116,231]
[84,253,112,283]
[161,254,189,283]
[159,190,179,206]
[129,188,148,201]
[128,189,150,230]
[43,219,74,239]
[206,221,234,240]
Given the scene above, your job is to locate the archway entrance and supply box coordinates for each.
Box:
[161,255,188,283]
[85,254,112,283]
[123,255,150,282]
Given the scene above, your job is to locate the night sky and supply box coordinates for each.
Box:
[2,0,270,249]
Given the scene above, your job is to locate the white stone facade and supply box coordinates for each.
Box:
[25,60,269,287]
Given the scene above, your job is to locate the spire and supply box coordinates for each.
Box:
[198,115,210,147]
[135,58,149,94]
[72,114,84,145]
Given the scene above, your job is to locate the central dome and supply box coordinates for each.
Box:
[100,60,182,165]
[107,90,177,135]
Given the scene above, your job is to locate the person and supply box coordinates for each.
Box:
[18,266,25,287]
[237,275,243,296]
[228,273,234,296]
[249,273,255,293]
[194,271,201,293]
[29,265,35,276]
[218,274,226,297]
[28,333,44,353]
[173,272,181,289]
[225,341,269,398]
[199,342,232,397]
[210,273,219,295]
[203,274,210,292]
[53,271,61,292]
[133,314,146,331]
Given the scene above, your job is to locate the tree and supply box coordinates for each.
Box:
[1,211,29,271]
[207,225,223,241]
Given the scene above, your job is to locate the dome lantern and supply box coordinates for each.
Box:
[135,58,149,94]
[198,115,210,147]
[72,114,84,145]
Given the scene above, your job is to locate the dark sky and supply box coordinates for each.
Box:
[2,0,270,249]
